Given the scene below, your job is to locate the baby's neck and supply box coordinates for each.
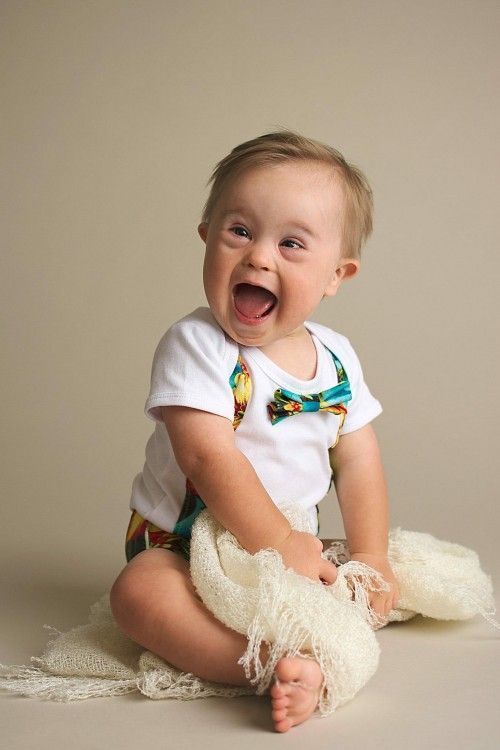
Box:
[258,328,317,380]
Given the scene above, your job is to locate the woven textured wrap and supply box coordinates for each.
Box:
[0,594,253,702]
[325,527,497,627]
[0,509,497,708]
[190,507,498,713]
[190,508,380,714]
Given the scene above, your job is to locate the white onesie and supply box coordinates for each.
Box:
[129,307,382,535]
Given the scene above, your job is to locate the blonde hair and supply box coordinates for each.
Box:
[202,130,373,260]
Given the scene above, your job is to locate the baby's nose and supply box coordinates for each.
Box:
[245,241,274,271]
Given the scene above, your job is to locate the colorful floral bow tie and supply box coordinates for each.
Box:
[267,380,352,425]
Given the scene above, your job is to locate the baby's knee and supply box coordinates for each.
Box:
[109,550,190,633]
[110,553,157,626]
[109,563,143,632]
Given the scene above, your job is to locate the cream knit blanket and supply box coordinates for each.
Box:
[0,508,497,715]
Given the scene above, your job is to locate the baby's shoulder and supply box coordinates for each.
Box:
[305,320,355,359]
[157,306,238,362]
[168,306,221,336]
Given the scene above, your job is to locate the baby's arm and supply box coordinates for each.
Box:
[329,423,399,618]
[162,406,337,584]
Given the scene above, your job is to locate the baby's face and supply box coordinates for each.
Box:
[200,160,358,349]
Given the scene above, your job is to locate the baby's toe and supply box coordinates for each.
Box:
[272,695,289,710]
[275,656,304,683]
[270,680,292,700]
[272,706,287,722]
[274,716,292,733]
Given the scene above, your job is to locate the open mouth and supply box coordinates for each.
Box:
[233,283,278,321]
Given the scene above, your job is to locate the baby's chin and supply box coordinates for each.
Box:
[222,323,272,348]
[208,306,310,351]
[207,306,273,348]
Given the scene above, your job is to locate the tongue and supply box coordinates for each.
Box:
[234,284,276,318]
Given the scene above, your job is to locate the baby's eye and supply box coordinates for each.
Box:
[230,225,250,238]
[281,238,304,250]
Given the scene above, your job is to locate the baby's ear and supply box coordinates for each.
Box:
[198,222,209,242]
[324,258,360,297]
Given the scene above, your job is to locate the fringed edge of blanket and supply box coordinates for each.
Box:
[0,664,138,701]
[0,661,255,702]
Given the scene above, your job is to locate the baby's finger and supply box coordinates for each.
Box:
[369,592,389,617]
[319,558,338,585]
[368,595,390,629]
[378,593,392,616]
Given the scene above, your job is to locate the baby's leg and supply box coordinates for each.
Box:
[110,548,322,731]
[110,547,260,685]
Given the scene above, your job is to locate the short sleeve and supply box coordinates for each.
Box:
[144,308,236,423]
[339,337,383,435]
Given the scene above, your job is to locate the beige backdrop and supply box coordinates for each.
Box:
[2,2,499,747]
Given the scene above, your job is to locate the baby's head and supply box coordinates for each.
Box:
[202,130,373,262]
[198,130,374,347]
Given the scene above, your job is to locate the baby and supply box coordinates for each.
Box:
[110,130,400,732]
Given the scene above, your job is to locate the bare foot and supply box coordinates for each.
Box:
[270,655,323,733]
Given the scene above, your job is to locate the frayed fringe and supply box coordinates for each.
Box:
[0,664,137,701]
[441,584,500,630]
[138,667,251,700]
[336,561,391,629]
[0,661,253,703]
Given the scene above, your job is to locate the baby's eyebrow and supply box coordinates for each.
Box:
[288,223,317,239]
[220,209,247,221]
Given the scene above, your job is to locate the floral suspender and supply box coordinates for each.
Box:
[172,356,252,538]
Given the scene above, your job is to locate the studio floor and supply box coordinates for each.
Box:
[1,559,499,750]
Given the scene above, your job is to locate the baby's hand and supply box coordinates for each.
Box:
[350,553,400,626]
[274,530,338,585]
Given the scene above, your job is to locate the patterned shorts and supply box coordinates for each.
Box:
[125,510,344,567]
[125,510,191,562]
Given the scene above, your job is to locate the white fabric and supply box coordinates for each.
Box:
[191,508,381,714]
[130,307,382,533]
[0,509,496,710]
